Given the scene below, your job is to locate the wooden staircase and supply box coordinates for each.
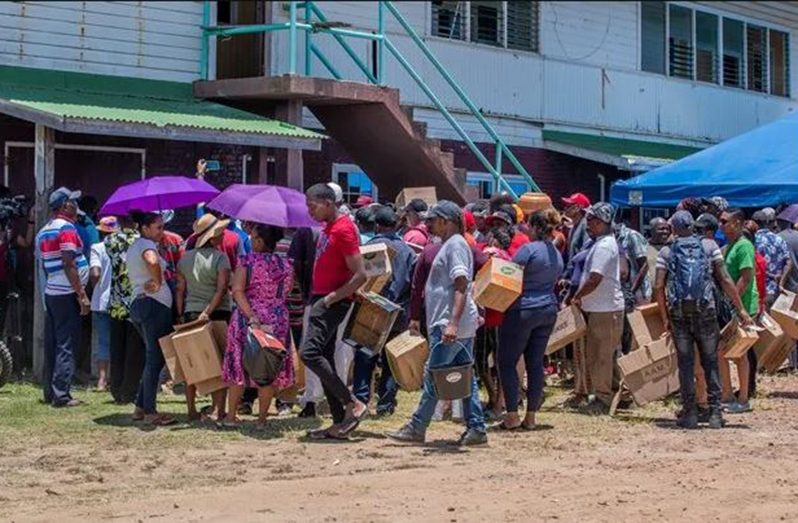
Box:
[194,75,468,202]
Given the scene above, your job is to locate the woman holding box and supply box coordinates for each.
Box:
[496,209,564,431]
[222,223,295,429]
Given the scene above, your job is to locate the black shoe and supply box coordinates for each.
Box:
[676,410,698,429]
[53,398,84,408]
[697,407,711,423]
[385,424,425,444]
[458,428,488,446]
[375,406,395,417]
[708,409,726,429]
[298,402,317,418]
[237,403,253,416]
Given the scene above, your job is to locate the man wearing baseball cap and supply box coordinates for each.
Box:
[387,200,487,446]
[401,199,430,251]
[562,193,592,263]
[36,186,90,407]
[570,202,623,408]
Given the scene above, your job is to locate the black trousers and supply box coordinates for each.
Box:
[109,317,145,404]
[300,298,352,424]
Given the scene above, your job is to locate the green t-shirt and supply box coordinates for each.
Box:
[177,247,231,313]
[724,238,759,316]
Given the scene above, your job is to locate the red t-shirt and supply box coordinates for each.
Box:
[508,231,530,258]
[312,215,360,296]
[755,252,767,314]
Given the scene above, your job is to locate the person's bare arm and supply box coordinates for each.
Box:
[443,276,468,343]
[175,271,187,320]
[632,256,649,293]
[63,250,90,315]
[714,262,753,326]
[90,266,101,287]
[202,267,230,320]
[142,249,162,294]
[324,253,367,306]
[653,267,670,332]
[780,259,792,290]
[231,266,260,326]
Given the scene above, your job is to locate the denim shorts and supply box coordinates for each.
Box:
[92,311,112,362]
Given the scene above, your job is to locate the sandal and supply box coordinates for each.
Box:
[218,418,242,430]
[491,421,521,432]
[520,423,537,432]
[132,408,145,422]
[306,427,350,441]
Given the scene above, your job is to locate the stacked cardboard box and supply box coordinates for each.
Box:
[772,290,798,339]
[359,243,395,295]
[628,303,667,349]
[473,258,523,313]
[617,335,679,406]
[385,331,428,391]
[159,320,227,395]
[545,305,587,356]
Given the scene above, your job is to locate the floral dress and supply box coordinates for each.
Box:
[104,228,139,321]
[223,252,295,389]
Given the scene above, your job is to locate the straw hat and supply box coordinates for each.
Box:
[97,216,120,234]
[193,214,230,248]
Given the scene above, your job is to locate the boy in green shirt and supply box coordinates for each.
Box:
[719,209,758,413]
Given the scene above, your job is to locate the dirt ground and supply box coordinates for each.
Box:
[4,373,798,522]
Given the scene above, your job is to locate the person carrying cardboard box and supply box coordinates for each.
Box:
[654,211,752,429]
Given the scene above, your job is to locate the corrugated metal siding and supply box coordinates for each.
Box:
[540,2,639,70]
[0,1,203,82]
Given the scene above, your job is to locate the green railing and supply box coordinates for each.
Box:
[201,1,540,197]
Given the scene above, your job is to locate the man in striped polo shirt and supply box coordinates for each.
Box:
[37,187,90,407]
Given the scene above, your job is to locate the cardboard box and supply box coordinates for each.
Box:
[617,336,679,406]
[545,305,587,356]
[473,257,523,313]
[718,320,759,359]
[758,333,793,374]
[772,290,798,339]
[385,331,429,391]
[158,333,185,384]
[753,313,785,367]
[359,243,394,295]
[627,303,667,349]
[172,320,227,394]
[395,187,437,209]
[343,292,402,353]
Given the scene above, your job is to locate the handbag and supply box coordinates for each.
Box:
[242,325,287,387]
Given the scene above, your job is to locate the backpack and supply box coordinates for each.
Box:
[666,236,713,308]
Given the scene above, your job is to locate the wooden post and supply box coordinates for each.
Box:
[274,100,304,191]
[32,124,55,381]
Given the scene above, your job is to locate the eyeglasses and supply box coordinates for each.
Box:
[719,218,730,225]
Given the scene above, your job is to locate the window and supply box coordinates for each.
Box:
[642,6,790,97]
[466,173,531,199]
[641,2,666,74]
[668,5,693,79]
[696,12,719,84]
[331,165,378,205]
[770,30,790,97]
[506,1,538,52]
[723,18,745,88]
[747,24,768,93]
[431,2,539,53]
[432,1,466,40]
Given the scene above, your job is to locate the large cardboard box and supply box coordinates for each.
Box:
[772,290,798,339]
[158,333,185,384]
[171,320,227,395]
[617,336,679,406]
[627,303,667,348]
[473,257,523,313]
[719,320,759,359]
[545,305,587,356]
[359,243,394,295]
[385,331,428,391]
[395,187,437,209]
[753,313,785,366]
[758,333,793,374]
[343,292,402,353]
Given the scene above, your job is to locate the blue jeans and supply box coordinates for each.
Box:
[92,311,111,363]
[352,348,398,413]
[410,327,485,433]
[129,297,173,414]
[43,293,81,405]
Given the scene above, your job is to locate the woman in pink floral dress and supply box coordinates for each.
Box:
[223,224,295,428]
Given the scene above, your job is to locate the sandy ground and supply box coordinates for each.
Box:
[5,374,798,522]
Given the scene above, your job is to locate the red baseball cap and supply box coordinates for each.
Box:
[354,195,373,208]
[463,210,476,231]
[561,193,591,209]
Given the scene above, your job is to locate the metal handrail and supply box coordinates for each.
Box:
[199,0,541,197]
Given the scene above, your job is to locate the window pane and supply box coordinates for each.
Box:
[506,1,539,52]
[770,30,790,97]
[641,1,666,74]
[669,5,693,78]
[723,18,744,88]
[432,0,466,40]
[747,24,768,92]
[696,12,718,83]
[470,1,503,47]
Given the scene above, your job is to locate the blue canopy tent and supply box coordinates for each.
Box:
[611,112,798,208]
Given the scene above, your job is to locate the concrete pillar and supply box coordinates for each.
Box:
[33,124,55,381]
[274,100,304,191]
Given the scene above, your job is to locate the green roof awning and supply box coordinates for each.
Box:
[0,66,323,149]
[542,130,704,171]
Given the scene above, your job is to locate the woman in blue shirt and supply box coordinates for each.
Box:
[496,209,564,430]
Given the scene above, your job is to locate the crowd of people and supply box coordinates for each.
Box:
[30,175,798,443]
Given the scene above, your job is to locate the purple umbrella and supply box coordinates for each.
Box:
[100,176,220,215]
[777,204,798,224]
[206,184,319,228]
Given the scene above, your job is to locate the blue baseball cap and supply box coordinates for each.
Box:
[48,187,81,210]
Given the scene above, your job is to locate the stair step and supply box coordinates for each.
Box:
[410,120,428,139]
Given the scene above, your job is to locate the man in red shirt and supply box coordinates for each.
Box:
[402,199,430,252]
[302,183,368,440]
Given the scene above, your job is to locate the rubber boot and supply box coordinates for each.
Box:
[677,401,698,429]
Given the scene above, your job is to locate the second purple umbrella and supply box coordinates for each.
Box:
[206,184,319,229]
